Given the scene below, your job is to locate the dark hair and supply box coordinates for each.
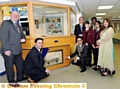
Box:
[91,17,97,21]
[34,38,43,43]
[84,21,89,24]
[77,36,83,40]
[103,18,112,29]
[96,21,101,27]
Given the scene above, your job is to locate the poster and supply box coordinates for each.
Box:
[2,6,10,16]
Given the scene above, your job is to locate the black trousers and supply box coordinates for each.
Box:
[72,58,86,70]
[93,48,99,66]
[2,53,24,83]
[88,44,92,66]
[25,69,49,82]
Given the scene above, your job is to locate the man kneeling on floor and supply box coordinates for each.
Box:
[67,37,89,73]
[24,38,50,83]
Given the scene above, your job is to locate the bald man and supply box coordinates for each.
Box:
[0,11,26,86]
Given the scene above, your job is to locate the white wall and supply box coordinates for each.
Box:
[76,12,83,24]
[0,54,5,73]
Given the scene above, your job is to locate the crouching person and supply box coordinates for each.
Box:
[24,38,50,83]
[67,37,89,73]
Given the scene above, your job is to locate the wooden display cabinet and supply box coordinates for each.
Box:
[0,1,76,70]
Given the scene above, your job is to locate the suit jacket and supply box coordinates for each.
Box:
[82,28,93,44]
[70,44,88,59]
[0,28,2,53]
[91,28,102,45]
[74,24,84,37]
[24,46,46,74]
[0,20,25,55]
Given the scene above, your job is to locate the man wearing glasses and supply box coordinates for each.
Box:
[67,37,89,73]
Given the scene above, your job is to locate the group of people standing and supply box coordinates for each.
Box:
[0,10,115,87]
[73,16,115,76]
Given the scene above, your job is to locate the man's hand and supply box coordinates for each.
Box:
[21,38,26,43]
[85,43,88,46]
[65,56,70,59]
[5,50,11,56]
[45,68,50,75]
[74,59,78,63]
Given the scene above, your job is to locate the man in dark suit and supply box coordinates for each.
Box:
[67,37,89,72]
[90,17,97,30]
[74,17,84,42]
[0,11,26,86]
[90,17,97,66]
[24,38,50,83]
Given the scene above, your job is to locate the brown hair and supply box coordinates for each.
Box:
[103,18,112,29]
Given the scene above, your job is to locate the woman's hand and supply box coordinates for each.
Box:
[96,40,100,45]
[92,44,95,48]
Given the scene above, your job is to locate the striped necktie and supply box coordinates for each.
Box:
[15,23,20,33]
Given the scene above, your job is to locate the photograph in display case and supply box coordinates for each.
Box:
[44,50,63,67]
[45,16,63,35]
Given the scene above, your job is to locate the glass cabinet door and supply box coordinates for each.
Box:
[1,5,30,36]
[70,10,76,35]
[33,5,68,37]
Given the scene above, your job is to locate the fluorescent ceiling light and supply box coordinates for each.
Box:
[95,13,106,15]
[40,0,76,6]
[0,0,12,2]
[45,11,58,13]
[98,6,113,9]
[96,17,102,19]
[111,18,120,20]
[112,16,117,18]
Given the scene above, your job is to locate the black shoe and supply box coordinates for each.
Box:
[80,69,86,73]
[89,65,92,67]
[100,68,104,74]
[110,70,115,76]
[91,63,95,66]
[92,67,98,71]
[17,77,28,82]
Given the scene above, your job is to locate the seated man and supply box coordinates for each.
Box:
[67,37,89,72]
[24,38,50,83]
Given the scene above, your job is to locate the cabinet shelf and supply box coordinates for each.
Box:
[45,16,63,35]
